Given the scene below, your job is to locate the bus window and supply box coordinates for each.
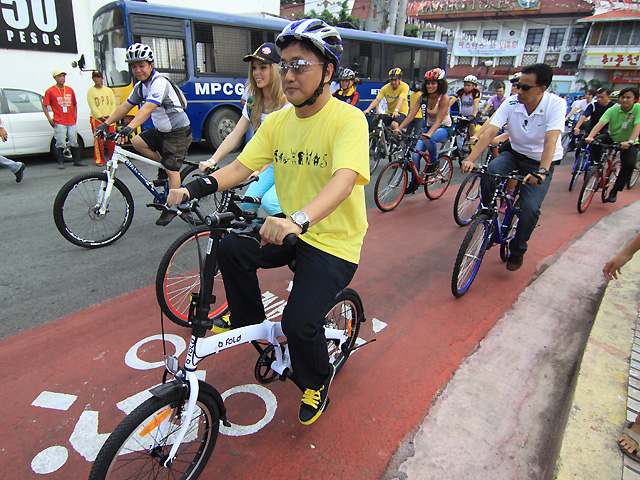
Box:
[139,36,187,84]
[413,48,441,80]
[382,44,412,79]
[342,39,381,81]
[194,23,249,77]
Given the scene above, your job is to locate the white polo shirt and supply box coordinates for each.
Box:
[491,92,566,162]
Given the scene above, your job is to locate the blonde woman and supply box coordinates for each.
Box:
[199,42,289,215]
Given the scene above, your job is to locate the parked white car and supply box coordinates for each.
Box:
[0,87,93,159]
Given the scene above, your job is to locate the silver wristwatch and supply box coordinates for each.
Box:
[290,211,310,234]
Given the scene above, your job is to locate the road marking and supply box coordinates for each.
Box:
[31,446,68,474]
[372,317,387,333]
[220,384,277,437]
[125,334,186,370]
[32,391,77,411]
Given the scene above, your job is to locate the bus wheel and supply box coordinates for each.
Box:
[205,107,241,151]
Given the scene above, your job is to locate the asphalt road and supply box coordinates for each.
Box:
[0,143,466,341]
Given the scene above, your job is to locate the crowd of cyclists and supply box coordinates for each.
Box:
[91,16,640,427]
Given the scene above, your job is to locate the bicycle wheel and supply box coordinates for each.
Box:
[452,214,491,298]
[53,172,134,248]
[181,164,225,215]
[369,132,383,174]
[424,156,452,200]
[374,160,407,212]
[628,165,640,189]
[453,173,482,226]
[156,226,229,328]
[577,168,600,213]
[324,287,364,374]
[568,151,586,192]
[499,210,519,262]
[88,387,220,480]
[601,160,621,202]
[561,131,572,156]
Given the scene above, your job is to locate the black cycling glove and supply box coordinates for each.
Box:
[94,123,109,137]
[117,126,133,139]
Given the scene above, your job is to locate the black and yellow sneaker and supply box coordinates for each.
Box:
[210,313,231,334]
[299,364,335,425]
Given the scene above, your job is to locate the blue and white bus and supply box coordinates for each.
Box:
[92,0,447,150]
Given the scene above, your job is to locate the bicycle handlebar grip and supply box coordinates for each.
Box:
[283,233,297,246]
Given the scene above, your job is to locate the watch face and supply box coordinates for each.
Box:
[292,211,308,224]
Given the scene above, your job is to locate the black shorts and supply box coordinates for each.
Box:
[138,126,192,171]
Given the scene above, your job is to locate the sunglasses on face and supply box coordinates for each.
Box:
[278,59,324,75]
[516,83,538,92]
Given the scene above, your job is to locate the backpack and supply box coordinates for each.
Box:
[137,73,187,110]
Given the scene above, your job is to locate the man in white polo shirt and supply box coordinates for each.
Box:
[461,63,565,271]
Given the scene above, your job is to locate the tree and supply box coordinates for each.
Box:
[299,1,360,29]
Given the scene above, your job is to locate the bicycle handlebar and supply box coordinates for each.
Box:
[469,165,527,183]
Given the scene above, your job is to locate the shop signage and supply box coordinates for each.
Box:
[0,0,77,53]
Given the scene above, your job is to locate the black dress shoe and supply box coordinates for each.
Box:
[506,254,524,271]
[604,192,618,203]
[404,179,418,194]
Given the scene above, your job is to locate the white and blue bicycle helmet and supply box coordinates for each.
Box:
[276,19,343,107]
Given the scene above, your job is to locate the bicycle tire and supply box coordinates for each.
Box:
[561,131,572,156]
[369,132,383,174]
[325,287,364,373]
[628,165,640,189]
[602,160,621,202]
[452,214,491,298]
[88,387,220,480]
[374,160,407,212]
[157,226,229,328]
[577,168,599,213]
[453,173,482,226]
[53,172,134,248]
[180,164,225,215]
[568,151,586,192]
[424,156,452,200]
[499,210,519,262]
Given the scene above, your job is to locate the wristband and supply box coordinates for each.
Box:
[185,176,218,199]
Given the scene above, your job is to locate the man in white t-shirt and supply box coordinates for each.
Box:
[462,63,565,271]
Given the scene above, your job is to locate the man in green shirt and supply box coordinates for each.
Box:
[586,87,640,203]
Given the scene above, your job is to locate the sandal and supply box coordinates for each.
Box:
[619,422,640,462]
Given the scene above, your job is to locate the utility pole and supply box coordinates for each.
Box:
[396,0,408,36]
[388,0,399,35]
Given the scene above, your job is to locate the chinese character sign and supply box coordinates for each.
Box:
[452,38,523,57]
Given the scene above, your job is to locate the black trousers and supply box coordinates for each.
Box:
[218,235,357,390]
[589,132,638,192]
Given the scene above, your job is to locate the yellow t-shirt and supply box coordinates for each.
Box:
[87,85,116,120]
[376,81,410,115]
[238,97,369,264]
[409,91,423,119]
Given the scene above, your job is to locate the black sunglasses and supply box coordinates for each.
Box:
[516,83,538,91]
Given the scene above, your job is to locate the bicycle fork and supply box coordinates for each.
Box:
[97,161,119,215]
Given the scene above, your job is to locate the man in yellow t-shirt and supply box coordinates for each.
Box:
[167,19,368,426]
[363,67,410,131]
[87,70,116,164]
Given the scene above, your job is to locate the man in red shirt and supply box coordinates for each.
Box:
[42,69,86,168]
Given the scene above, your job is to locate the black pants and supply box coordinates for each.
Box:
[218,235,357,390]
[589,132,638,192]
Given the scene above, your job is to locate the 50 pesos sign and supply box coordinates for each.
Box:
[1,0,77,53]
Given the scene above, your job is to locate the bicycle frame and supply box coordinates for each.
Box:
[98,146,169,213]
[162,318,350,466]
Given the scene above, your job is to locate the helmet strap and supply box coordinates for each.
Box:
[293,62,329,108]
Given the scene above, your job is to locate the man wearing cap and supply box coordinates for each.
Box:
[87,70,116,165]
[42,69,85,168]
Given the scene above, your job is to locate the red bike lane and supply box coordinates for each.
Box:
[2,164,637,479]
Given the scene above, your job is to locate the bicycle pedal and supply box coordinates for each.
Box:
[153,179,168,187]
